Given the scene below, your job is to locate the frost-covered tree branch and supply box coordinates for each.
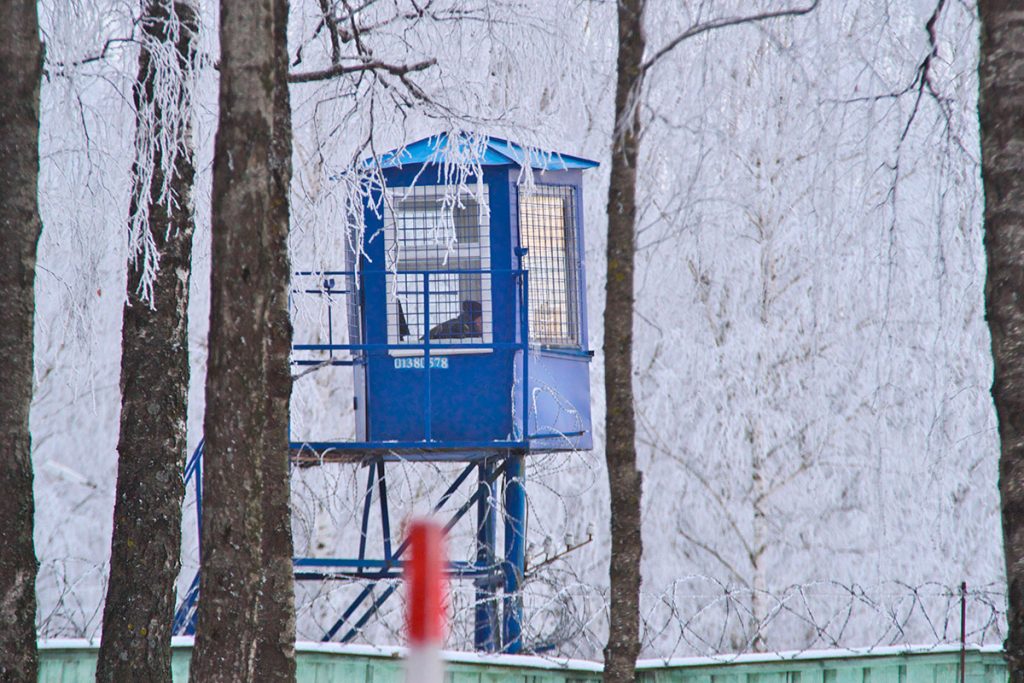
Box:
[641,0,820,75]
[289,56,436,83]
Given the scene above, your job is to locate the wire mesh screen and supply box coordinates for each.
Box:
[384,185,492,351]
[517,186,580,347]
[343,235,362,350]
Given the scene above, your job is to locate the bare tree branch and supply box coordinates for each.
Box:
[43,37,137,78]
[641,0,820,75]
[288,56,435,83]
[317,0,342,66]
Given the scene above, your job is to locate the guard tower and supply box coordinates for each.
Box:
[174,134,598,653]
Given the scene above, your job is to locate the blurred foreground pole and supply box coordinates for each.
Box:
[405,520,448,683]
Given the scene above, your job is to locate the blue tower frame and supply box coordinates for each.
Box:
[174,135,598,653]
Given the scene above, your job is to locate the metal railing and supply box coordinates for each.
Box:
[289,268,531,451]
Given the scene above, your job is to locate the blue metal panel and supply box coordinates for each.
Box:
[508,169,594,453]
[366,351,512,442]
[486,137,599,170]
[359,167,522,447]
[524,350,593,452]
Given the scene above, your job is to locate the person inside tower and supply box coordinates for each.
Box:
[397,298,410,340]
[424,300,483,340]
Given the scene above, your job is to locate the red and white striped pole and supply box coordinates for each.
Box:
[404,519,448,683]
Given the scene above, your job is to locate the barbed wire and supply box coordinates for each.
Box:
[274,455,1008,659]
[282,570,1006,661]
[34,446,1008,660]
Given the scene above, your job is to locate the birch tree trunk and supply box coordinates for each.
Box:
[253,0,297,677]
[602,0,645,679]
[0,2,42,680]
[189,0,293,679]
[978,2,1024,680]
[96,3,198,681]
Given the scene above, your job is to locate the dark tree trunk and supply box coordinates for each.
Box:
[95,2,198,682]
[602,0,646,680]
[189,0,293,678]
[253,0,297,677]
[979,2,1024,680]
[0,2,42,680]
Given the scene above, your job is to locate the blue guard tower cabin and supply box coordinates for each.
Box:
[297,133,597,456]
[174,134,599,654]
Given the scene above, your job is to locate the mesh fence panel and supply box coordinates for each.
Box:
[384,185,492,350]
[517,186,580,347]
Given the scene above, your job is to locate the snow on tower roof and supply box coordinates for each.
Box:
[371,133,600,171]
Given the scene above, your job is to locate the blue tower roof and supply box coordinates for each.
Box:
[372,133,599,171]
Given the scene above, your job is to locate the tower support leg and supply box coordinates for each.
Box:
[474,457,499,651]
[502,453,526,653]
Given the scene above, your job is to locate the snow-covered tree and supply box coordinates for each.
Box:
[96,2,200,680]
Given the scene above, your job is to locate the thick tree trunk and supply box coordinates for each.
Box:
[978,3,1024,680]
[95,3,198,682]
[253,0,297,677]
[190,0,292,679]
[602,0,645,680]
[0,2,43,680]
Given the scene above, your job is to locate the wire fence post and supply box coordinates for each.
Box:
[960,580,967,683]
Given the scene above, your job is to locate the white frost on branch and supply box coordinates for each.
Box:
[126,0,202,306]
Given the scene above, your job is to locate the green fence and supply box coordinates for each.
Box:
[37,641,1005,683]
[633,647,1006,683]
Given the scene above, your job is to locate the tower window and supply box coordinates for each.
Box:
[384,185,492,353]
[518,186,580,347]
